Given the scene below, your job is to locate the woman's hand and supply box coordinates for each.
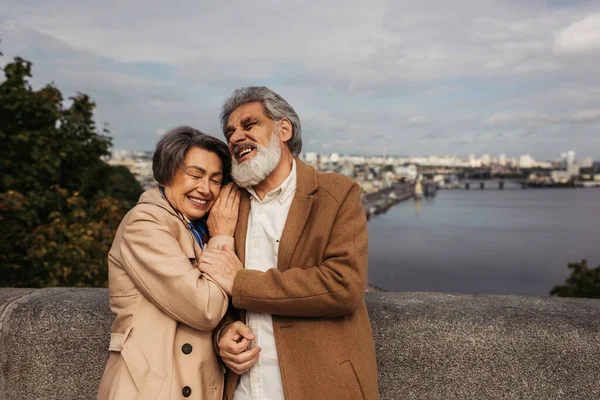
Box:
[198,244,243,295]
[207,182,240,237]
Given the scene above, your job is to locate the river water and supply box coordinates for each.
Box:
[367,184,600,296]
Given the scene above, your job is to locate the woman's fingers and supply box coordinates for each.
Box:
[225,184,239,208]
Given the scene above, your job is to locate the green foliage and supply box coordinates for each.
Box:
[550,260,600,299]
[0,56,142,287]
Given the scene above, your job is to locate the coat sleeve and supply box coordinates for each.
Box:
[119,206,230,331]
[231,183,367,318]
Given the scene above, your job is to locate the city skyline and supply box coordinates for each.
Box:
[1,0,600,159]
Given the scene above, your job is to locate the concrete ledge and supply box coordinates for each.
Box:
[1,289,600,399]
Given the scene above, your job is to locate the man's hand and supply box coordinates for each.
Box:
[218,321,261,375]
[207,182,240,237]
[198,244,243,295]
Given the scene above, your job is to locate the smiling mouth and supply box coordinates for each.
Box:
[234,143,257,161]
[188,196,208,205]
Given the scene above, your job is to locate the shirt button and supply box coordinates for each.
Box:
[182,343,192,354]
[252,377,260,385]
[182,386,192,397]
[258,208,263,215]
[252,240,257,248]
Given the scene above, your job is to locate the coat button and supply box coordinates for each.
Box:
[182,343,192,354]
[182,386,192,397]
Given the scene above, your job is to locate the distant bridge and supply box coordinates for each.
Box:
[461,179,528,190]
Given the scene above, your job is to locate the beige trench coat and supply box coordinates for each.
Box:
[97,188,231,400]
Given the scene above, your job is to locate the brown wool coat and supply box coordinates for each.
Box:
[222,159,379,400]
[97,188,232,400]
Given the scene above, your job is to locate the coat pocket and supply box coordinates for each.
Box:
[338,360,365,400]
[121,338,165,400]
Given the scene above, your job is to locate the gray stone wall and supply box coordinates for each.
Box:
[1,288,600,399]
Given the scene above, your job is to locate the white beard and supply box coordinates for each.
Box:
[231,131,282,188]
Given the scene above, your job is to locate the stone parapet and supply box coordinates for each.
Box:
[1,288,599,399]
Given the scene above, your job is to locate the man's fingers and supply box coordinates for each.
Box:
[222,321,255,341]
[224,357,260,376]
[229,321,255,341]
[219,347,260,365]
[224,355,260,376]
[219,337,249,355]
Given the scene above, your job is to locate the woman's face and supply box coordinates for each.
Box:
[164,146,223,221]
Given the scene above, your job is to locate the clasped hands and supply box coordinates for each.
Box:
[217,321,261,375]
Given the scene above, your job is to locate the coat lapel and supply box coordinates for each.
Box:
[277,159,318,272]
[235,190,250,267]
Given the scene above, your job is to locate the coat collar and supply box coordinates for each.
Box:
[294,158,319,197]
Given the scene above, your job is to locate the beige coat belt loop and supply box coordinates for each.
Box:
[108,326,133,352]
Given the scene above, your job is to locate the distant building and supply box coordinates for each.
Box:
[394,165,418,181]
[567,164,580,177]
[498,153,506,166]
[551,171,571,183]
[481,154,490,166]
[340,162,354,178]
[304,152,318,164]
[567,150,576,167]
[519,154,534,169]
[580,157,594,168]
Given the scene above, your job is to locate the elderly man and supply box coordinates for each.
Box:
[198,87,378,400]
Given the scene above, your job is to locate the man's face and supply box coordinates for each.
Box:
[225,102,277,163]
[225,102,284,188]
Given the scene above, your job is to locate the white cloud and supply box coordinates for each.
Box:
[2,0,600,158]
[486,114,515,126]
[569,109,600,123]
[554,14,600,55]
[407,116,428,126]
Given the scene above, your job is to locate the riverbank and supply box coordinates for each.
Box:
[362,183,414,220]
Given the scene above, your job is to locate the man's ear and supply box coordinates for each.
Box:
[277,119,293,143]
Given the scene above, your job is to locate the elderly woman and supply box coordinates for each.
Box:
[97,126,240,400]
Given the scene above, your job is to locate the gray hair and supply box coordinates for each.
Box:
[220,86,302,156]
[152,125,231,186]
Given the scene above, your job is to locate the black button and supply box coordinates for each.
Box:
[182,343,192,354]
[182,386,191,397]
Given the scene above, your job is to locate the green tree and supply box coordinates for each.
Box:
[0,56,142,287]
[550,259,600,299]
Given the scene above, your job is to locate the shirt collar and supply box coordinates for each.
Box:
[247,159,297,204]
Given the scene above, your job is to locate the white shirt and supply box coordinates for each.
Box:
[233,160,297,400]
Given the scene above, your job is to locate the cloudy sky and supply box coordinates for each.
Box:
[1,0,600,160]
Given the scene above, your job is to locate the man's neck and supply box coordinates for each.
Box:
[253,152,294,200]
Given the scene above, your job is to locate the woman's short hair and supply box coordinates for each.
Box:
[152,126,231,186]
[220,86,302,156]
